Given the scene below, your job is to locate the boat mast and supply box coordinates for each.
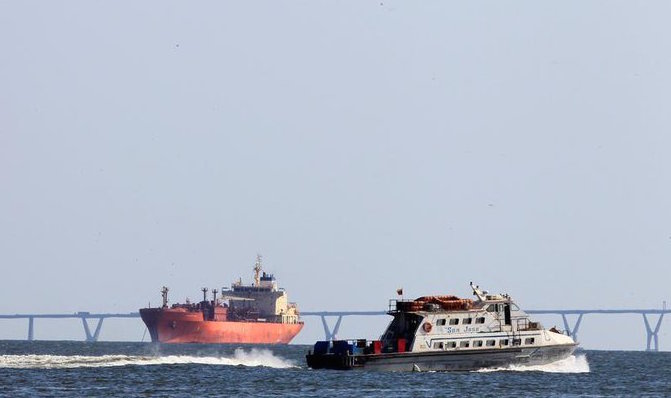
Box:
[161,286,169,308]
[470,282,486,301]
[254,254,263,287]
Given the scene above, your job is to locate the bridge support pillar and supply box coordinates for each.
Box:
[561,314,584,343]
[642,313,664,352]
[27,317,34,341]
[320,315,343,340]
[81,317,105,342]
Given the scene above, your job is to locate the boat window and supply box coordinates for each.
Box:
[476,317,485,324]
[486,304,498,312]
[463,318,472,324]
[525,337,535,345]
[449,318,459,325]
[500,339,509,346]
[459,341,469,348]
[433,342,444,349]
[486,339,496,347]
[447,341,457,348]
[436,319,446,326]
[511,304,520,311]
[473,340,483,347]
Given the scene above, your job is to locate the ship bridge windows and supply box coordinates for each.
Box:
[486,304,498,312]
[449,318,459,325]
[436,319,446,326]
[476,317,486,324]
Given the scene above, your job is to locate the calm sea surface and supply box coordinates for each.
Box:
[0,341,669,397]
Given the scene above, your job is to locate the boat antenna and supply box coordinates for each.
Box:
[470,282,486,301]
[201,287,208,303]
[212,288,218,304]
[161,286,169,308]
[254,254,263,287]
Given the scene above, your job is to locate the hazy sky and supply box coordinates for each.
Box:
[1,1,670,350]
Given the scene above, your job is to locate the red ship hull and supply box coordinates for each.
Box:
[140,308,303,344]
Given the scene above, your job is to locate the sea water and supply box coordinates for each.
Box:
[0,341,668,397]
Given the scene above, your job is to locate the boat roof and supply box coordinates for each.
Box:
[389,283,514,314]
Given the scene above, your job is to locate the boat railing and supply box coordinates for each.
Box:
[516,317,542,331]
[388,299,414,313]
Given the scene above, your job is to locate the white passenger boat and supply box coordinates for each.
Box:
[306,283,577,371]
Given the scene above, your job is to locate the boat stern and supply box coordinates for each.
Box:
[306,340,383,370]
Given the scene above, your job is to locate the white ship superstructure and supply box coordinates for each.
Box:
[382,283,575,355]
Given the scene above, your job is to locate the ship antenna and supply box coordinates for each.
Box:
[254,254,263,287]
[212,288,218,304]
[161,286,169,308]
[470,282,486,301]
[201,287,208,303]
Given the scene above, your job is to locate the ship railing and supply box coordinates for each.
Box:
[388,299,416,313]
[516,317,542,331]
[516,318,528,331]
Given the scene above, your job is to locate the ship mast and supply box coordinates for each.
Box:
[253,254,262,287]
[161,286,169,308]
[470,282,486,301]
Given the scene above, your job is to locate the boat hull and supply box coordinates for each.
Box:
[140,308,303,344]
[306,343,577,371]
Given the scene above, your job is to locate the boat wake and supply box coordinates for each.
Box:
[474,354,590,373]
[0,348,295,369]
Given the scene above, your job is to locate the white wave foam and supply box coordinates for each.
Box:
[475,354,590,373]
[0,348,295,369]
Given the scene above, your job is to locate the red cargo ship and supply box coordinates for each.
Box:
[140,256,303,344]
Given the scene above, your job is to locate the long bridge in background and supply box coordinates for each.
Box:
[0,308,668,351]
[0,312,140,343]
[302,309,669,352]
